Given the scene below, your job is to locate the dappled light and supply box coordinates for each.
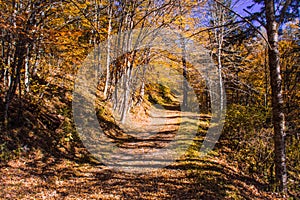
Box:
[0,0,299,199]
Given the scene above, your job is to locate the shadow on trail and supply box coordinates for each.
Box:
[0,79,271,199]
[0,152,270,200]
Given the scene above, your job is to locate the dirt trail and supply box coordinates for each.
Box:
[0,104,276,199]
[102,105,200,172]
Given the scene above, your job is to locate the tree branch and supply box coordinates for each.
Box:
[212,0,271,49]
[278,0,292,24]
[243,9,266,27]
[188,20,245,38]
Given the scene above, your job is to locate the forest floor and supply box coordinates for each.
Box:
[0,103,284,199]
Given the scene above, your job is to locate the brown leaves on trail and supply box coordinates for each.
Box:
[0,97,284,200]
[0,152,279,200]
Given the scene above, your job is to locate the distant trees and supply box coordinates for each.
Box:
[0,0,54,125]
[101,0,187,122]
[0,0,104,126]
[206,0,240,112]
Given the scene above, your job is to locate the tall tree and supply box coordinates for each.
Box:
[264,0,287,192]
[207,0,238,112]
[250,0,298,193]
[210,0,298,192]
[103,0,114,99]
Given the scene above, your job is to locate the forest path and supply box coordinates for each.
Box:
[118,103,207,140]
[105,103,205,172]
[0,104,273,199]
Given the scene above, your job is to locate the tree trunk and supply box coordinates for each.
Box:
[264,0,287,193]
[24,44,30,93]
[209,0,228,113]
[264,45,268,108]
[217,45,224,111]
[104,3,113,98]
[181,38,188,109]
[120,58,132,123]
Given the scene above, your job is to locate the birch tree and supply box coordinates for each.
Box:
[248,0,298,192]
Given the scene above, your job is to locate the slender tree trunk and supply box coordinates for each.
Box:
[1,30,5,92]
[210,0,227,113]
[120,57,132,124]
[112,9,124,110]
[177,1,188,109]
[181,38,188,109]
[24,44,30,93]
[104,2,113,98]
[136,48,150,106]
[5,40,25,126]
[137,63,147,104]
[264,0,287,193]
[217,44,224,111]
[120,3,135,123]
[264,45,268,108]
[140,81,145,98]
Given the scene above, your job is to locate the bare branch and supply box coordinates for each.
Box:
[278,0,292,24]
[188,20,244,38]
[212,0,271,49]
[243,9,265,27]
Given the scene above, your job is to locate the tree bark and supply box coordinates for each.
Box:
[120,57,132,123]
[24,44,30,93]
[181,38,188,109]
[264,0,287,193]
[209,0,229,113]
[104,2,113,98]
